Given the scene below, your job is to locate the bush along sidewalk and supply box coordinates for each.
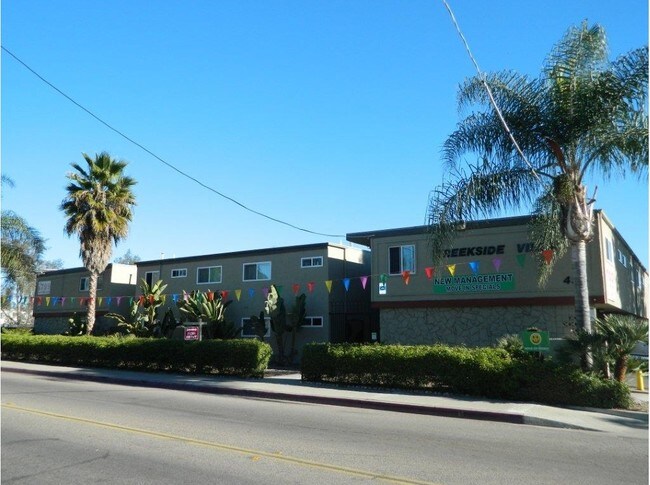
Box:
[1,333,272,378]
[301,343,632,409]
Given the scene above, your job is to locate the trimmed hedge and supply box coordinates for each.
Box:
[1,334,272,377]
[301,343,631,409]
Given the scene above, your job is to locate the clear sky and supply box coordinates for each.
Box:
[2,0,648,269]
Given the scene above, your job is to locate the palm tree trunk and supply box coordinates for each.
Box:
[86,272,98,335]
[571,240,593,369]
[614,355,628,383]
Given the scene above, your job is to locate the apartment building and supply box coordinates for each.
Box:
[346,210,648,348]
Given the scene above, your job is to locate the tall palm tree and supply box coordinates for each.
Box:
[427,23,647,367]
[61,152,136,334]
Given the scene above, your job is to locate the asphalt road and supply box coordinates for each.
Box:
[2,372,648,485]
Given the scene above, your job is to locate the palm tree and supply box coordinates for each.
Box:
[427,23,647,367]
[1,176,47,325]
[61,152,136,334]
[595,314,648,382]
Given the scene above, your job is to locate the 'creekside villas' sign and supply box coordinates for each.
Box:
[433,273,515,294]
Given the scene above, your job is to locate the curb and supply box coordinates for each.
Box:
[2,366,534,426]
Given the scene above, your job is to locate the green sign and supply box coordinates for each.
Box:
[520,330,550,351]
[433,273,515,294]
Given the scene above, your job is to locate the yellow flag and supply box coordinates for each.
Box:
[235,289,242,301]
[325,280,332,293]
[447,264,456,276]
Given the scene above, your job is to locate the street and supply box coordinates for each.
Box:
[2,372,648,484]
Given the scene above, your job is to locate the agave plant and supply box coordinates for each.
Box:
[177,290,239,339]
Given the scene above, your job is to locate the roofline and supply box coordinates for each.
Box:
[346,214,539,247]
[135,242,354,266]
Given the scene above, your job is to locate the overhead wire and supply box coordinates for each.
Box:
[440,0,543,183]
[1,45,345,239]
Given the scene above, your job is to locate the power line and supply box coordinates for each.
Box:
[2,45,345,239]
[440,0,543,183]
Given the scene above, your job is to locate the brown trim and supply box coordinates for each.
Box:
[372,295,606,309]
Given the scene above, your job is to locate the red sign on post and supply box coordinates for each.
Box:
[184,326,199,341]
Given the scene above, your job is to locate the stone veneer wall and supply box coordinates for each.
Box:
[34,315,116,335]
[380,305,576,347]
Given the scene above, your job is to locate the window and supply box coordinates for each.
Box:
[145,271,160,287]
[79,276,103,291]
[605,238,614,262]
[241,317,270,338]
[171,268,187,278]
[243,262,271,281]
[37,280,51,295]
[617,249,627,267]
[389,245,415,275]
[301,256,323,268]
[302,316,323,327]
[197,266,222,284]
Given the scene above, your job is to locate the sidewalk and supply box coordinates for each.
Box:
[2,360,647,438]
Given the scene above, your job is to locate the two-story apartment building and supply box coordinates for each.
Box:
[133,242,373,355]
[346,210,648,349]
[33,263,138,334]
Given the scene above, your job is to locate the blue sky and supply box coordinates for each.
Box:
[2,0,648,269]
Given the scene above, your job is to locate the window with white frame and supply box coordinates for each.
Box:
[241,316,270,338]
[605,238,614,262]
[243,262,271,281]
[171,268,187,278]
[37,280,51,295]
[197,266,222,284]
[301,256,323,268]
[144,271,160,287]
[79,276,103,291]
[617,249,627,267]
[302,316,323,327]
[389,245,415,275]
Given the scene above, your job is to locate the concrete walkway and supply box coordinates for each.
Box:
[2,361,647,439]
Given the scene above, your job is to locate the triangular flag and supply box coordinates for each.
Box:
[37,296,43,305]
[307,282,315,293]
[235,289,242,301]
[425,267,435,279]
[292,283,300,295]
[262,287,269,298]
[206,291,214,301]
[45,297,51,306]
[360,276,368,289]
[380,273,387,284]
[98,297,104,306]
[542,249,554,265]
[106,297,112,306]
[69,297,76,305]
[516,254,527,268]
[248,288,255,298]
[221,290,229,301]
[447,264,456,276]
[469,261,479,275]
[343,278,350,292]
[61,297,67,306]
[325,280,332,293]
[172,294,179,303]
[276,285,283,296]
[492,258,502,272]
[401,271,411,285]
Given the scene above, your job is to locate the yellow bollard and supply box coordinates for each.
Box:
[636,369,645,391]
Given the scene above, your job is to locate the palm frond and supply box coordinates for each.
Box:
[427,160,542,263]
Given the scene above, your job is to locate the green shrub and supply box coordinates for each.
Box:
[1,333,272,377]
[301,343,631,409]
